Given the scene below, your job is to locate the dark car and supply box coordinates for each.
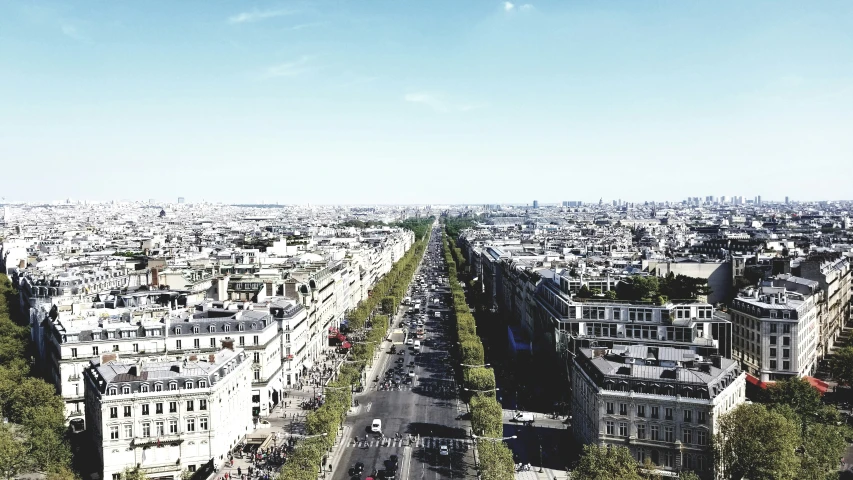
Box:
[389,454,399,468]
[354,462,364,473]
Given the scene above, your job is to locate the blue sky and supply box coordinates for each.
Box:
[1,1,852,204]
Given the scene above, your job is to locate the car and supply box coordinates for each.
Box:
[408,369,415,377]
[355,462,364,473]
[397,350,405,355]
[371,419,382,432]
[389,455,399,468]
[439,445,449,456]
[406,338,414,345]
[396,358,404,364]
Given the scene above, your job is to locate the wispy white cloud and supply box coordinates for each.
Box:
[263,56,312,78]
[229,9,296,24]
[520,4,534,11]
[404,92,485,113]
[504,2,515,11]
[61,24,84,40]
[284,21,327,31]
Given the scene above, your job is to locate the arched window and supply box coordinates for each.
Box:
[209,325,215,333]
[175,327,181,335]
[141,384,149,393]
[108,387,118,395]
[193,326,200,334]
[122,385,131,395]
[169,382,178,391]
[199,381,207,388]
[154,383,163,392]
[185,381,193,389]
[238,324,245,332]
[224,324,231,332]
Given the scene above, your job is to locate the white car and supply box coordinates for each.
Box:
[439,445,449,456]
[408,369,415,377]
[406,338,414,345]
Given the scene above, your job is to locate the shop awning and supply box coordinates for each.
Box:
[745,373,768,389]
[341,341,352,349]
[803,376,829,395]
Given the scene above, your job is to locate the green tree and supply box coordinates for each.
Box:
[464,367,496,394]
[381,296,396,315]
[572,445,643,480]
[459,340,485,366]
[830,346,853,386]
[799,422,847,479]
[677,472,701,480]
[714,403,801,480]
[0,424,31,480]
[603,290,617,300]
[121,467,148,480]
[761,377,824,421]
[575,284,593,298]
[470,395,503,437]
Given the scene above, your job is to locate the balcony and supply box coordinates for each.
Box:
[131,435,184,448]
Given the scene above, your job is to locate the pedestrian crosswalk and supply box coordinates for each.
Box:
[347,436,470,451]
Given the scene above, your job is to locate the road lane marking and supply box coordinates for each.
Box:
[366,402,372,412]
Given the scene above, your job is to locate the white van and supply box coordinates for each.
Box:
[371,419,382,432]
[413,340,421,352]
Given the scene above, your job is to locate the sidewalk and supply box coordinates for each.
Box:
[515,467,569,480]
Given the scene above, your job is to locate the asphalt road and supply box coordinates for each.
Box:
[333,226,477,480]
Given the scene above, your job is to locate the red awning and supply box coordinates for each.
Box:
[337,333,346,342]
[745,373,768,389]
[804,376,829,395]
[341,342,352,349]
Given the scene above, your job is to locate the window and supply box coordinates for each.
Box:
[169,402,177,413]
[239,336,245,346]
[619,403,628,416]
[113,474,121,480]
[651,406,659,419]
[253,352,260,363]
[783,336,790,346]
[109,407,118,419]
[193,339,200,348]
[186,418,195,432]
[637,405,645,417]
[651,425,660,441]
[199,399,207,410]
[253,335,259,345]
[210,338,216,347]
[239,323,245,332]
[122,386,130,395]
[619,422,628,437]
[770,360,777,369]
[154,383,163,392]
[783,361,790,370]
[113,345,119,352]
[208,325,215,333]
[141,384,149,393]
[224,324,231,332]
[169,382,177,391]
[769,324,777,333]
[783,349,790,358]
[123,406,132,417]
[605,421,614,435]
[123,424,132,438]
[683,410,692,423]
[110,426,119,440]
[176,340,182,350]
[71,348,77,358]
[664,408,673,421]
[783,324,791,334]
[193,326,200,334]
[200,417,208,430]
[185,382,193,389]
[187,400,194,412]
[175,327,181,335]
[637,424,646,439]
[606,402,614,414]
[169,420,178,434]
[698,411,706,424]
[133,343,139,353]
[683,429,693,444]
[142,404,150,415]
[697,430,707,446]
[664,426,674,442]
[770,336,777,345]
[93,346,99,356]
[155,421,164,436]
[199,381,207,389]
[770,348,777,357]
[142,423,151,437]
[254,370,260,381]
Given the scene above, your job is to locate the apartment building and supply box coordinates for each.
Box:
[571,346,745,479]
[729,284,820,382]
[83,347,252,480]
[796,254,851,356]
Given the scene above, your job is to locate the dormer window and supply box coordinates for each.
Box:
[199,381,207,388]
[209,326,215,333]
[122,386,131,395]
[185,382,193,389]
[251,323,257,330]
[154,383,163,392]
[193,326,200,334]
[141,384,149,393]
[169,382,178,391]
[175,327,182,335]
[108,387,118,395]
[238,324,245,332]
[224,324,231,332]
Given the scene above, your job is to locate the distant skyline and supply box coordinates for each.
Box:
[2,1,852,204]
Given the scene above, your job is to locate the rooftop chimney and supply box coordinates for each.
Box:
[101,353,118,364]
[222,339,235,351]
[208,354,216,363]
